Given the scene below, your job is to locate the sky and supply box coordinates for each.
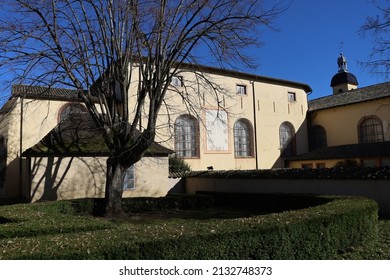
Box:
[250,0,387,100]
[0,0,387,106]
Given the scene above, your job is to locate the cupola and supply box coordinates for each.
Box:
[330,53,358,94]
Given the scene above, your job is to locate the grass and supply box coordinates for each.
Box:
[0,197,383,259]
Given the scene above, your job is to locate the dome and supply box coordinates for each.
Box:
[330,72,358,87]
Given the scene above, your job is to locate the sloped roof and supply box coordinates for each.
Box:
[309,81,390,111]
[288,141,390,161]
[12,84,84,101]
[23,113,173,157]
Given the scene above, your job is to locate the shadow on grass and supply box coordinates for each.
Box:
[0,216,17,224]
[107,193,333,223]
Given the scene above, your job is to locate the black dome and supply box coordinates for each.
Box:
[330,72,358,87]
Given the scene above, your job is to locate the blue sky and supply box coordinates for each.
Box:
[0,0,386,106]
[250,0,387,100]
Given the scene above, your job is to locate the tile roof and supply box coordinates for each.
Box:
[12,84,84,101]
[309,81,390,111]
[287,141,390,161]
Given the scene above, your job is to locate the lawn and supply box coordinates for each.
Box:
[0,196,381,259]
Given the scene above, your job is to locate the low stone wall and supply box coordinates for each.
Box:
[185,177,390,216]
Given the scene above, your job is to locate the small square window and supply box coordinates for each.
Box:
[288,92,296,102]
[236,84,247,95]
[171,76,183,87]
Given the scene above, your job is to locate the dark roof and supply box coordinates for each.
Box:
[178,63,313,93]
[288,141,390,161]
[11,62,313,102]
[330,71,358,87]
[12,85,84,102]
[23,113,173,157]
[309,81,390,111]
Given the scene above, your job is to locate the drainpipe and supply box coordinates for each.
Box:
[19,94,24,199]
[251,81,259,170]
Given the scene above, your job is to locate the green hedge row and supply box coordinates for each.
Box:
[0,195,378,259]
[178,167,390,180]
[126,197,379,259]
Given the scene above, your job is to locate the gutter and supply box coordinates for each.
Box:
[251,81,259,169]
[19,94,24,198]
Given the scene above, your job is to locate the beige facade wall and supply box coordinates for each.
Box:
[287,97,390,169]
[0,94,171,200]
[288,159,350,169]
[28,156,169,202]
[9,99,67,163]
[1,98,70,198]
[131,68,310,171]
[310,99,390,146]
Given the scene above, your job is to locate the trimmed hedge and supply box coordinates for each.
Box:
[128,197,378,259]
[179,166,390,180]
[0,195,378,259]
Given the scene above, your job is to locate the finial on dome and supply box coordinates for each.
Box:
[337,53,348,73]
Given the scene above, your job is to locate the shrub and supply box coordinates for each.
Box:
[0,195,378,259]
[169,154,191,172]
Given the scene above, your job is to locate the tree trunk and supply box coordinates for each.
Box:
[104,156,125,216]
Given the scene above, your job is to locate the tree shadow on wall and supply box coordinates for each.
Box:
[30,157,74,201]
[29,156,105,201]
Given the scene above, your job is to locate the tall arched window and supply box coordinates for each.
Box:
[358,115,384,143]
[234,119,253,157]
[310,125,327,150]
[174,115,199,158]
[58,103,88,122]
[279,122,296,157]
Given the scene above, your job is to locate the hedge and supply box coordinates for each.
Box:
[177,166,390,180]
[0,195,378,259]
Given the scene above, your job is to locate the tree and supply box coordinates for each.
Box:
[0,0,284,215]
[360,0,390,77]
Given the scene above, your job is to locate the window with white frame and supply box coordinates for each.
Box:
[174,115,199,158]
[236,84,247,95]
[288,92,296,102]
[234,119,253,157]
[171,76,183,87]
[123,165,135,190]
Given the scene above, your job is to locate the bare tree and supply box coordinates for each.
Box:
[360,0,390,77]
[0,0,284,215]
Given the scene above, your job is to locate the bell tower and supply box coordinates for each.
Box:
[330,53,358,94]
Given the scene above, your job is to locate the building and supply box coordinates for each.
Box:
[0,64,312,201]
[2,53,388,202]
[288,54,390,168]
[150,64,312,171]
[0,86,172,201]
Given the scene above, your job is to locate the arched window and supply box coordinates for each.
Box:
[58,103,88,122]
[279,122,296,157]
[310,125,327,150]
[174,115,199,158]
[234,119,253,157]
[358,115,384,143]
